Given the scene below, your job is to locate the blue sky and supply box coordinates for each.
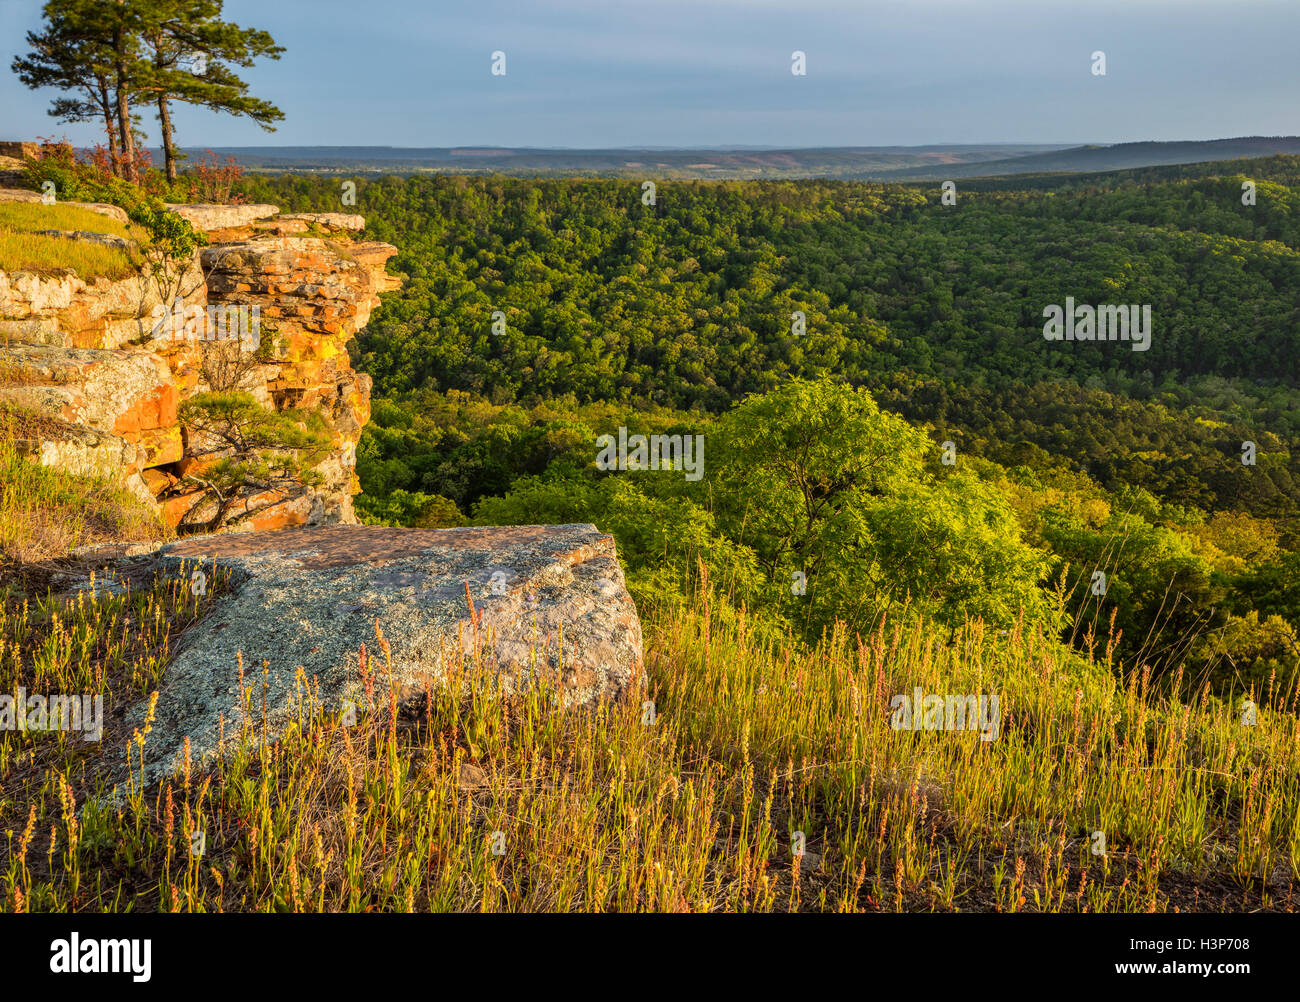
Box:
[2,0,1296,148]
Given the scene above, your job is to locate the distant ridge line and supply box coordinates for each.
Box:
[144,137,1300,181]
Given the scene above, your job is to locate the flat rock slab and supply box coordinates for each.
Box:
[125,524,643,786]
[279,212,366,232]
[165,202,280,232]
[33,229,134,250]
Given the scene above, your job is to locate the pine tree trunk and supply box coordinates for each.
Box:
[152,33,178,184]
[98,79,121,176]
[115,85,135,182]
[112,27,136,182]
[157,94,177,182]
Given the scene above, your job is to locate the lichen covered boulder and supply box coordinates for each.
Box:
[125,523,644,786]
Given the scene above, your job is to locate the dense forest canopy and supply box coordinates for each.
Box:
[243,156,1300,691]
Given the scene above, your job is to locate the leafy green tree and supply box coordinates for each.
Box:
[360,489,466,528]
[1193,611,1300,693]
[1236,553,1300,629]
[706,379,1054,637]
[1042,509,1225,672]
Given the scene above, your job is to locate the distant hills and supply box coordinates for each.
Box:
[871,136,1300,180]
[173,137,1300,181]
[170,143,1068,179]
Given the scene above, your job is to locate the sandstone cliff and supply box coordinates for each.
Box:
[1,198,400,532]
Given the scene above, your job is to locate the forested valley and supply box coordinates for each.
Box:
[244,158,1300,693]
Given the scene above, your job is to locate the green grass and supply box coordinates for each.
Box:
[0,409,167,566]
[0,574,1294,912]
[0,202,136,241]
[0,201,140,280]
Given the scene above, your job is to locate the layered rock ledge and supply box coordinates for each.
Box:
[1,195,401,531]
[124,523,644,786]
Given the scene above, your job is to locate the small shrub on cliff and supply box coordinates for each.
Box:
[21,139,241,206]
[176,392,331,533]
[22,140,162,214]
[123,196,206,337]
[197,333,278,393]
[21,139,119,202]
[183,151,249,205]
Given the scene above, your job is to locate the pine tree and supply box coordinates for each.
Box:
[11,0,133,175]
[134,0,284,182]
[12,0,283,185]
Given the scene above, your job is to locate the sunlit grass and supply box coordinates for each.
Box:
[0,202,136,242]
[0,419,167,566]
[0,566,1294,913]
[0,201,140,280]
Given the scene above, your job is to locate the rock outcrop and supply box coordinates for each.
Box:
[164,202,279,233]
[124,523,644,785]
[1,195,400,531]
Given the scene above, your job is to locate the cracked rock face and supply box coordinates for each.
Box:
[1,195,399,532]
[125,523,644,787]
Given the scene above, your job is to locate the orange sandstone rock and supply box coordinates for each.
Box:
[2,199,400,533]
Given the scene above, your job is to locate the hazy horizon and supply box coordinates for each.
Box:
[151,137,1288,152]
